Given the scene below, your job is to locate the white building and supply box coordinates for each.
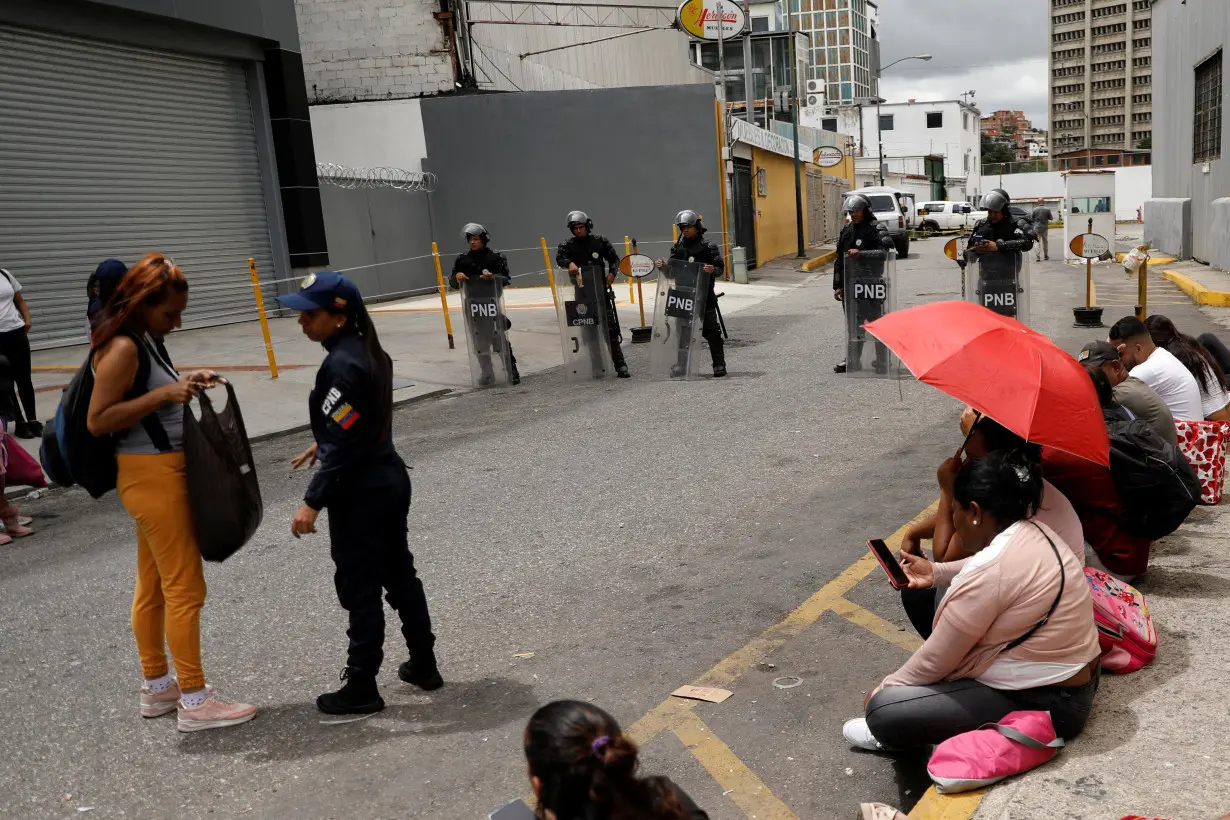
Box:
[850,99,983,202]
[792,0,879,105]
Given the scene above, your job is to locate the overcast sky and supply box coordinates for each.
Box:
[872,0,1050,129]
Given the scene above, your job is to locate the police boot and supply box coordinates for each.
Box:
[398,649,444,691]
[509,349,521,385]
[833,361,847,374]
[317,667,385,715]
[710,339,726,378]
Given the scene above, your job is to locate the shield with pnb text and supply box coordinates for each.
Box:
[843,245,900,378]
[555,264,615,381]
[964,245,1032,326]
[647,258,710,380]
[461,278,513,388]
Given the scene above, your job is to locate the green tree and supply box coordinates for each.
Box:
[1136,136,1152,150]
[981,134,1016,164]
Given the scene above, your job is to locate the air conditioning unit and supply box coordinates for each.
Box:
[806,94,821,107]
[806,79,823,95]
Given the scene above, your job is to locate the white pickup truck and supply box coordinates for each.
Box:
[916,201,986,233]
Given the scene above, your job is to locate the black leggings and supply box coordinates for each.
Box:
[0,327,35,424]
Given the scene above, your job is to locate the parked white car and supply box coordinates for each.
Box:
[916,201,986,233]
[844,186,913,257]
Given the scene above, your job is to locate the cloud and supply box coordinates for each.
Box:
[871,0,1050,127]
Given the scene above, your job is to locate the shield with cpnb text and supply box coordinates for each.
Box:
[461,278,513,388]
[648,258,709,380]
[555,264,615,381]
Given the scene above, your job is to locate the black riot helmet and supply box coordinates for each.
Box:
[844,194,872,216]
[676,209,706,234]
[983,190,1010,215]
[462,222,489,244]
[566,210,593,232]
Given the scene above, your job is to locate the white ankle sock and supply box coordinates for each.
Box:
[180,688,209,709]
[144,673,175,693]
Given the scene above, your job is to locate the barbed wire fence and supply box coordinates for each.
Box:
[315,162,438,194]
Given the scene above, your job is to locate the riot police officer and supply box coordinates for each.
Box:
[280,271,442,715]
[833,194,894,374]
[555,211,629,378]
[653,210,726,377]
[965,189,1035,317]
[450,223,520,385]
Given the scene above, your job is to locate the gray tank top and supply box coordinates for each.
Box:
[115,334,185,454]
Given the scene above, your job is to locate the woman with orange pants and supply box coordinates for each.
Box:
[87,252,256,732]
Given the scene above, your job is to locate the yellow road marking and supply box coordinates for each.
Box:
[829,597,925,654]
[908,787,987,819]
[672,715,799,820]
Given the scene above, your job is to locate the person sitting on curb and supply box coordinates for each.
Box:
[899,409,1083,639]
[1144,314,1230,422]
[1077,340,1178,444]
[844,451,1101,753]
[1108,316,1203,422]
[523,700,709,819]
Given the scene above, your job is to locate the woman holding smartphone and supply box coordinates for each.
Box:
[87,252,256,732]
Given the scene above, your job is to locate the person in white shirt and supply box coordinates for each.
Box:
[1108,316,1204,421]
[1145,314,1230,421]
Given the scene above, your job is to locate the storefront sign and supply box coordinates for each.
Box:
[731,118,797,161]
[814,146,844,168]
[677,0,746,41]
[1070,233,1111,259]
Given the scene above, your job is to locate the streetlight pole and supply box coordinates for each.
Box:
[788,0,805,257]
[874,54,932,187]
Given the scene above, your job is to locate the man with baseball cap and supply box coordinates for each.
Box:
[1078,339,1178,444]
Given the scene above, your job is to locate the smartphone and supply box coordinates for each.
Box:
[868,539,910,590]
[489,799,536,820]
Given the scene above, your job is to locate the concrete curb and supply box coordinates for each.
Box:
[1162,269,1230,307]
[801,250,836,272]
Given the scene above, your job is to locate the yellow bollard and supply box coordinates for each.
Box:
[1136,254,1149,321]
[247,257,279,380]
[431,242,455,349]
[625,235,634,305]
[541,238,560,315]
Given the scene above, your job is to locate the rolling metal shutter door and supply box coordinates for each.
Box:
[0,24,276,349]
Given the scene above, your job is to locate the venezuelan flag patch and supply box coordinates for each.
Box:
[331,403,360,429]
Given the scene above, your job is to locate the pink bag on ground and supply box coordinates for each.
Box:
[1085,567,1157,673]
[927,711,1063,794]
[2,433,47,488]
[1174,419,1229,504]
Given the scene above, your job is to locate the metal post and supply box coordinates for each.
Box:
[714,96,732,277]
[540,238,560,316]
[431,242,455,349]
[1085,218,1093,310]
[716,0,725,115]
[742,0,753,125]
[246,258,279,380]
[877,96,885,186]
[788,4,804,257]
[624,235,635,304]
[1136,254,1149,321]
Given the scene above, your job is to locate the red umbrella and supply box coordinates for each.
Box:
[864,300,1110,466]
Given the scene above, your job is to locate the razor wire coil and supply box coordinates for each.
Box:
[316,162,438,193]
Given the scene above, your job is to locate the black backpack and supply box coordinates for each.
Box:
[41,333,172,498]
[1104,407,1200,539]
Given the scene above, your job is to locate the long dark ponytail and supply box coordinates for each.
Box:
[352,305,393,438]
[1145,314,1228,394]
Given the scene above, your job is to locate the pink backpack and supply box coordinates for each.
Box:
[927,711,1063,793]
[1085,567,1157,673]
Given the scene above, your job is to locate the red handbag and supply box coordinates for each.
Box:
[3,433,47,488]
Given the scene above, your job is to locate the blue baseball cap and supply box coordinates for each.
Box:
[276,270,362,314]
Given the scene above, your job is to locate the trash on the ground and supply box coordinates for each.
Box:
[77,809,94,814]
[721,789,734,797]
[25,489,46,501]
[319,713,377,726]
[671,685,732,703]
[845,767,854,776]
[756,662,776,672]
[773,676,803,689]
[512,651,535,658]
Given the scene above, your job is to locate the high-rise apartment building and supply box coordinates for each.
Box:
[1048,0,1153,170]
[792,0,880,105]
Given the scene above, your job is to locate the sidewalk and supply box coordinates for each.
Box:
[1160,260,1230,307]
[18,277,798,455]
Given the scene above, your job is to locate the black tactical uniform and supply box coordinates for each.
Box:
[278,271,441,715]
[450,243,519,384]
[834,214,894,373]
[966,199,1035,319]
[666,222,726,376]
[556,218,628,375]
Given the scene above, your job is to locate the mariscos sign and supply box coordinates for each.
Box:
[677,0,746,41]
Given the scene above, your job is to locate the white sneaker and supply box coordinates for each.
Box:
[842,718,884,751]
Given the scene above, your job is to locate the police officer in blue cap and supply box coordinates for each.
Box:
[278,271,441,715]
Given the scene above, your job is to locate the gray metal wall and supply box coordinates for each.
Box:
[1152,0,1230,266]
[319,187,438,301]
[420,84,721,284]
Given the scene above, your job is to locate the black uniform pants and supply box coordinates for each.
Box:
[327,466,435,678]
[675,292,724,371]
[572,282,625,372]
[847,300,888,371]
[0,327,36,425]
[468,312,517,379]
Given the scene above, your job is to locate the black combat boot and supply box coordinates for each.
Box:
[710,339,726,377]
[398,649,444,691]
[317,668,385,715]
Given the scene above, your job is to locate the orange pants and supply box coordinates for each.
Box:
[117,452,207,690]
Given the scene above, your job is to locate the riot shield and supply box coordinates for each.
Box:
[461,278,513,388]
[648,259,710,379]
[964,246,1031,325]
[555,264,615,381]
[843,248,899,377]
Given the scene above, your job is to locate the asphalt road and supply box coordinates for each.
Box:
[0,231,1214,820]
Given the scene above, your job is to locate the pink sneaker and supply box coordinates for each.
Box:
[140,679,181,718]
[176,689,257,733]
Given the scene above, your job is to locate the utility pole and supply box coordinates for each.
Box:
[742,0,753,125]
[788,7,804,257]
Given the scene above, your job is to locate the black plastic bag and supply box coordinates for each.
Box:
[184,382,263,561]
